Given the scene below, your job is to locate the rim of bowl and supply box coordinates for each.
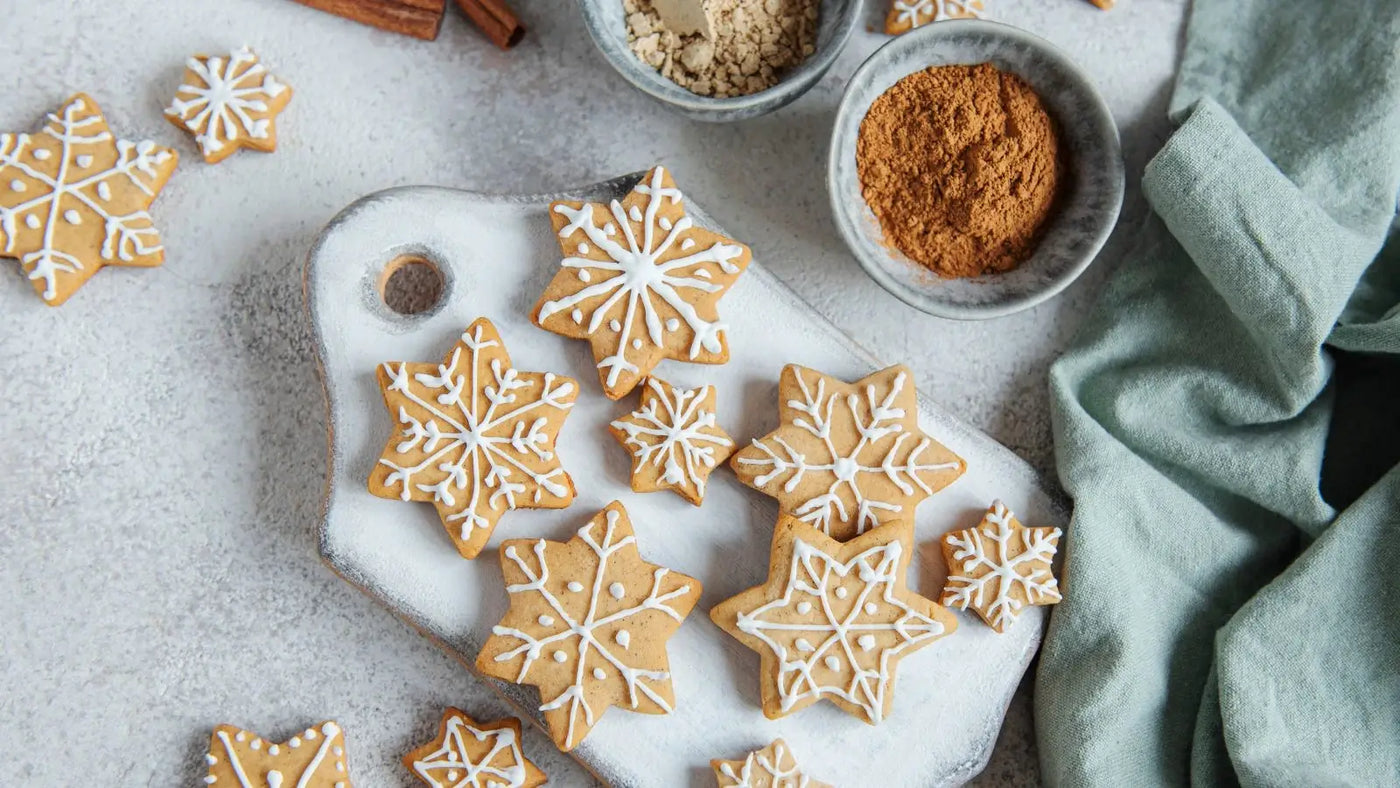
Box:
[576,0,862,120]
[827,19,1126,320]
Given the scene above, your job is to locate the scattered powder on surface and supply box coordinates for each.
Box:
[624,0,819,98]
[856,63,1062,279]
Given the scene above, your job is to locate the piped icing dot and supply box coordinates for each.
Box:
[609,582,625,599]
[567,581,584,592]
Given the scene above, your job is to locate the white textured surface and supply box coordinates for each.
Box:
[0,0,1183,785]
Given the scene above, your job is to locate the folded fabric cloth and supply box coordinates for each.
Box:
[1035,0,1400,784]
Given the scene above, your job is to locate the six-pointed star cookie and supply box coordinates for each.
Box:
[368,317,578,559]
[712,738,832,788]
[940,500,1062,632]
[730,364,966,542]
[710,516,957,724]
[608,376,735,505]
[403,708,546,788]
[205,720,351,787]
[531,165,753,400]
[166,46,293,164]
[1,93,177,306]
[884,0,983,36]
[476,501,703,751]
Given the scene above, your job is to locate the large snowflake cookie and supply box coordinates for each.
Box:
[940,500,1062,632]
[608,376,735,505]
[476,501,703,751]
[712,739,831,788]
[205,720,351,787]
[1,94,177,306]
[731,364,966,542]
[165,46,292,164]
[531,166,753,400]
[884,0,983,35]
[368,317,578,559]
[710,516,957,724]
[403,708,546,788]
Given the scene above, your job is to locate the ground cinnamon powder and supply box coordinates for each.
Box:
[856,63,1062,278]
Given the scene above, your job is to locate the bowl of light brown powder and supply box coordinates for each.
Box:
[828,20,1124,319]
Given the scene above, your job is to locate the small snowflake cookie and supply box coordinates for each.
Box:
[368,317,578,560]
[730,363,966,542]
[205,720,351,787]
[165,46,292,164]
[1,94,177,306]
[885,0,983,35]
[608,376,735,505]
[531,166,753,400]
[712,739,831,788]
[403,708,546,788]
[940,500,1062,632]
[476,501,703,751]
[710,516,958,724]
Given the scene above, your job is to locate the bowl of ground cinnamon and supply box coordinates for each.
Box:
[828,20,1124,319]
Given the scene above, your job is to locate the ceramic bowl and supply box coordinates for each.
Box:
[576,0,860,122]
[828,20,1125,319]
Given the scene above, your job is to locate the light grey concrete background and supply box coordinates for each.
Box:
[0,0,1185,784]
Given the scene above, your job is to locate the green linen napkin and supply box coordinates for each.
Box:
[1034,0,1400,784]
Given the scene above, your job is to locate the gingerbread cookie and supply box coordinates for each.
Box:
[608,377,735,505]
[711,516,957,724]
[940,500,1062,632]
[712,739,830,788]
[476,501,702,751]
[368,317,578,559]
[205,720,350,787]
[730,364,965,542]
[1,94,177,306]
[404,708,546,788]
[884,0,983,35]
[166,46,292,164]
[531,166,753,400]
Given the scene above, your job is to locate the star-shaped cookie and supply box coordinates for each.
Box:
[1,93,177,306]
[403,708,546,788]
[730,364,966,542]
[205,720,351,787]
[476,501,703,751]
[368,317,578,559]
[608,376,735,505]
[712,739,831,788]
[885,0,983,35]
[940,500,1062,632]
[531,165,753,400]
[710,516,957,724]
[166,46,292,164]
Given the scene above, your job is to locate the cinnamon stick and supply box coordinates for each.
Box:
[291,0,447,40]
[455,0,525,49]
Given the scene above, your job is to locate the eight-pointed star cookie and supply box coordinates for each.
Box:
[531,166,753,400]
[710,516,957,724]
[1,93,177,306]
[476,501,703,751]
[403,708,546,788]
[608,376,735,505]
[711,738,832,788]
[940,500,1062,632]
[205,720,351,787]
[730,364,966,542]
[884,0,983,35]
[368,317,578,559]
[165,46,293,164]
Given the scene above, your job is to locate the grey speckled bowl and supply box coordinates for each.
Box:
[829,20,1125,319]
[577,0,859,122]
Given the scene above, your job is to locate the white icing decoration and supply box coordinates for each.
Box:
[578,268,591,282]
[411,712,533,787]
[62,208,80,224]
[538,614,554,626]
[9,179,23,191]
[166,46,288,158]
[796,601,811,615]
[609,581,625,599]
[823,656,840,671]
[858,634,876,651]
[24,214,39,229]
[268,744,279,756]
[630,338,642,350]
[553,650,567,662]
[891,0,981,30]
[206,754,218,765]
[213,725,339,788]
[615,629,630,649]
[942,501,1062,631]
[266,772,282,788]
[570,308,583,324]
[680,238,695,250]
[593,667,606,680]
[608,318,622,332]
[567,581,584,592]
[96,181,111,200]
[250,739,261,750]
[716,740,811,788]
[578,242,589,253]
[610,379,734,499]
[33,148,50,160]
[664,318,680,332]
[75,154,92,168]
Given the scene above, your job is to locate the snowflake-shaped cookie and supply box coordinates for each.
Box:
[712,739,831,788]
[531,166,753,400]
[608,376,734,505]
[884,0,984,35]
[165,46,292,164]
[205,720,351,787]
[476,501,702,751]
[403,708,546,788]
[731,364,966,542]
[940,500,1062,632]
[1,94,177,306]
[368,317,578,559]
[711,517,957,724]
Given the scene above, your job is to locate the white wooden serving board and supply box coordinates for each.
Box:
[305,174,1068,787]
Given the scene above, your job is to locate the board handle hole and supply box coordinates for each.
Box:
[380,255,445,315]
